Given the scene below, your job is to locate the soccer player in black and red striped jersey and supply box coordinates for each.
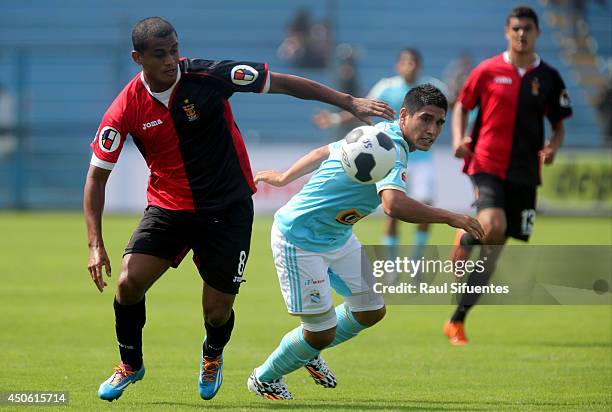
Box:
[444,6,572,345]
[83,17,393,402]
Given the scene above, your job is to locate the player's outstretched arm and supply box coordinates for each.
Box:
[268,72,394,125]
[254,145,330,187]
[83,165,112,293]
[380,189,484,240]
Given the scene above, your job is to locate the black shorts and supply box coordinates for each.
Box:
[124,198,253,294]
[470,173,537,241]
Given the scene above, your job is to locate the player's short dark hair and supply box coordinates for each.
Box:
[402,84,448,114]
[398,48,422,66]
[506,6,539,30]
[132,17,177,52]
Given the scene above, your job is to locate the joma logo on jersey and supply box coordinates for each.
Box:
[494,76,512,84]
[142,119,163,130]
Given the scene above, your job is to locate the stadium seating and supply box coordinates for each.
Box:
[0,0,606,208]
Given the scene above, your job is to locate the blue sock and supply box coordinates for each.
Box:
[327,304,367,348]
[256,327,319,381]
[383,235,399,260]
[410,230,429,261]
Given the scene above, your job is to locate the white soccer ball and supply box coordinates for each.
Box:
[340,126,397,184]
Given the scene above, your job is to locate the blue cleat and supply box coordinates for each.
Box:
[198,351,223,400]
[98,362,145,401]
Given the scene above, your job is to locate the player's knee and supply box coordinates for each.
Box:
[480,218,506,244]
[204,306,233,327]
[352,306,386,327]
[303,327,336,350]
[116,273,145,304]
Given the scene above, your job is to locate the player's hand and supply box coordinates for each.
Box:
[347,97,394,125]
[313,110,334,129]
[453,136,473,158]
[448,214,485,241]
[539,142,557,165]
[254,170,287,187]
[88,245,111,292]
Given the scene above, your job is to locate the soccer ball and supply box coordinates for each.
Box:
[340,126,397,184]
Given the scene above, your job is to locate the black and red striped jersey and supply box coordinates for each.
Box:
[90,58,269,211]
[459,52,572,186]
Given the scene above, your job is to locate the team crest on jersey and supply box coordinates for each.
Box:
[310,290,321,304]
[531,77,540,96]
[231,65,258,86]
[335,208,365,225]
[98,126,121,153]
[559,89,571,108]
[182,99,199,121]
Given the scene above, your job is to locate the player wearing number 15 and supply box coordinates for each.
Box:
[248,85,484,400]
[83,17,393,402]
[445,6,573,345]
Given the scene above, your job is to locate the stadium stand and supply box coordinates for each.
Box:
[0,0,607,208]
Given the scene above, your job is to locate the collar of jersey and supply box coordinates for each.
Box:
[140,65,181,99]
[502,51,541,74]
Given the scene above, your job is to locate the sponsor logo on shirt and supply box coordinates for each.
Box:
[494,76,513,84]
[142,119,163,130]
[98,126,121,153]
[231,65,259,86]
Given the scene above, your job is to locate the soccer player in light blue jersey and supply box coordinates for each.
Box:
[314,48,449,268]
[247,85,483,400]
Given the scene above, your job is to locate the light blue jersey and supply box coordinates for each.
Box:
[275,121,409,253]
[367,75,447,163]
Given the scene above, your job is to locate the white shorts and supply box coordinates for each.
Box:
[406,160,436,203]
[271,223,384,315]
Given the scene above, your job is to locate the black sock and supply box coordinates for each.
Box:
[452,265,495,323]
[203,310,235,358]
[460,232,481,247]
[114,297,146,370]
[451,304,472,323]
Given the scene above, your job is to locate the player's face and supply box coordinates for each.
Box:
[132,33,180,92]
[399,105,446,151]
[505,17,540,54]
[396,52,420,83]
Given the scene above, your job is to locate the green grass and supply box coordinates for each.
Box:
[0,213,610,411]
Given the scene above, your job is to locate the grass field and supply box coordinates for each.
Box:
[1,213,611,411]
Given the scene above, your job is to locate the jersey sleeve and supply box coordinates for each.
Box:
[458,63,485,110]
[546,69,573,123]
[376,143,408,194]
[90,94,129,170]
[366,78,389,100]
[182,58,270,97]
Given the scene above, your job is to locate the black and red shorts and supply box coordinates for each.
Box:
[124,198,253,294]
[470,173,537,241]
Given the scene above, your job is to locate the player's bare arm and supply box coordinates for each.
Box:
[451,101,473,158]
[540,120,564,165]
[268,72,394,125]
[380,189,484,240]
[84,165,112,293]
[255,145,330,187]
